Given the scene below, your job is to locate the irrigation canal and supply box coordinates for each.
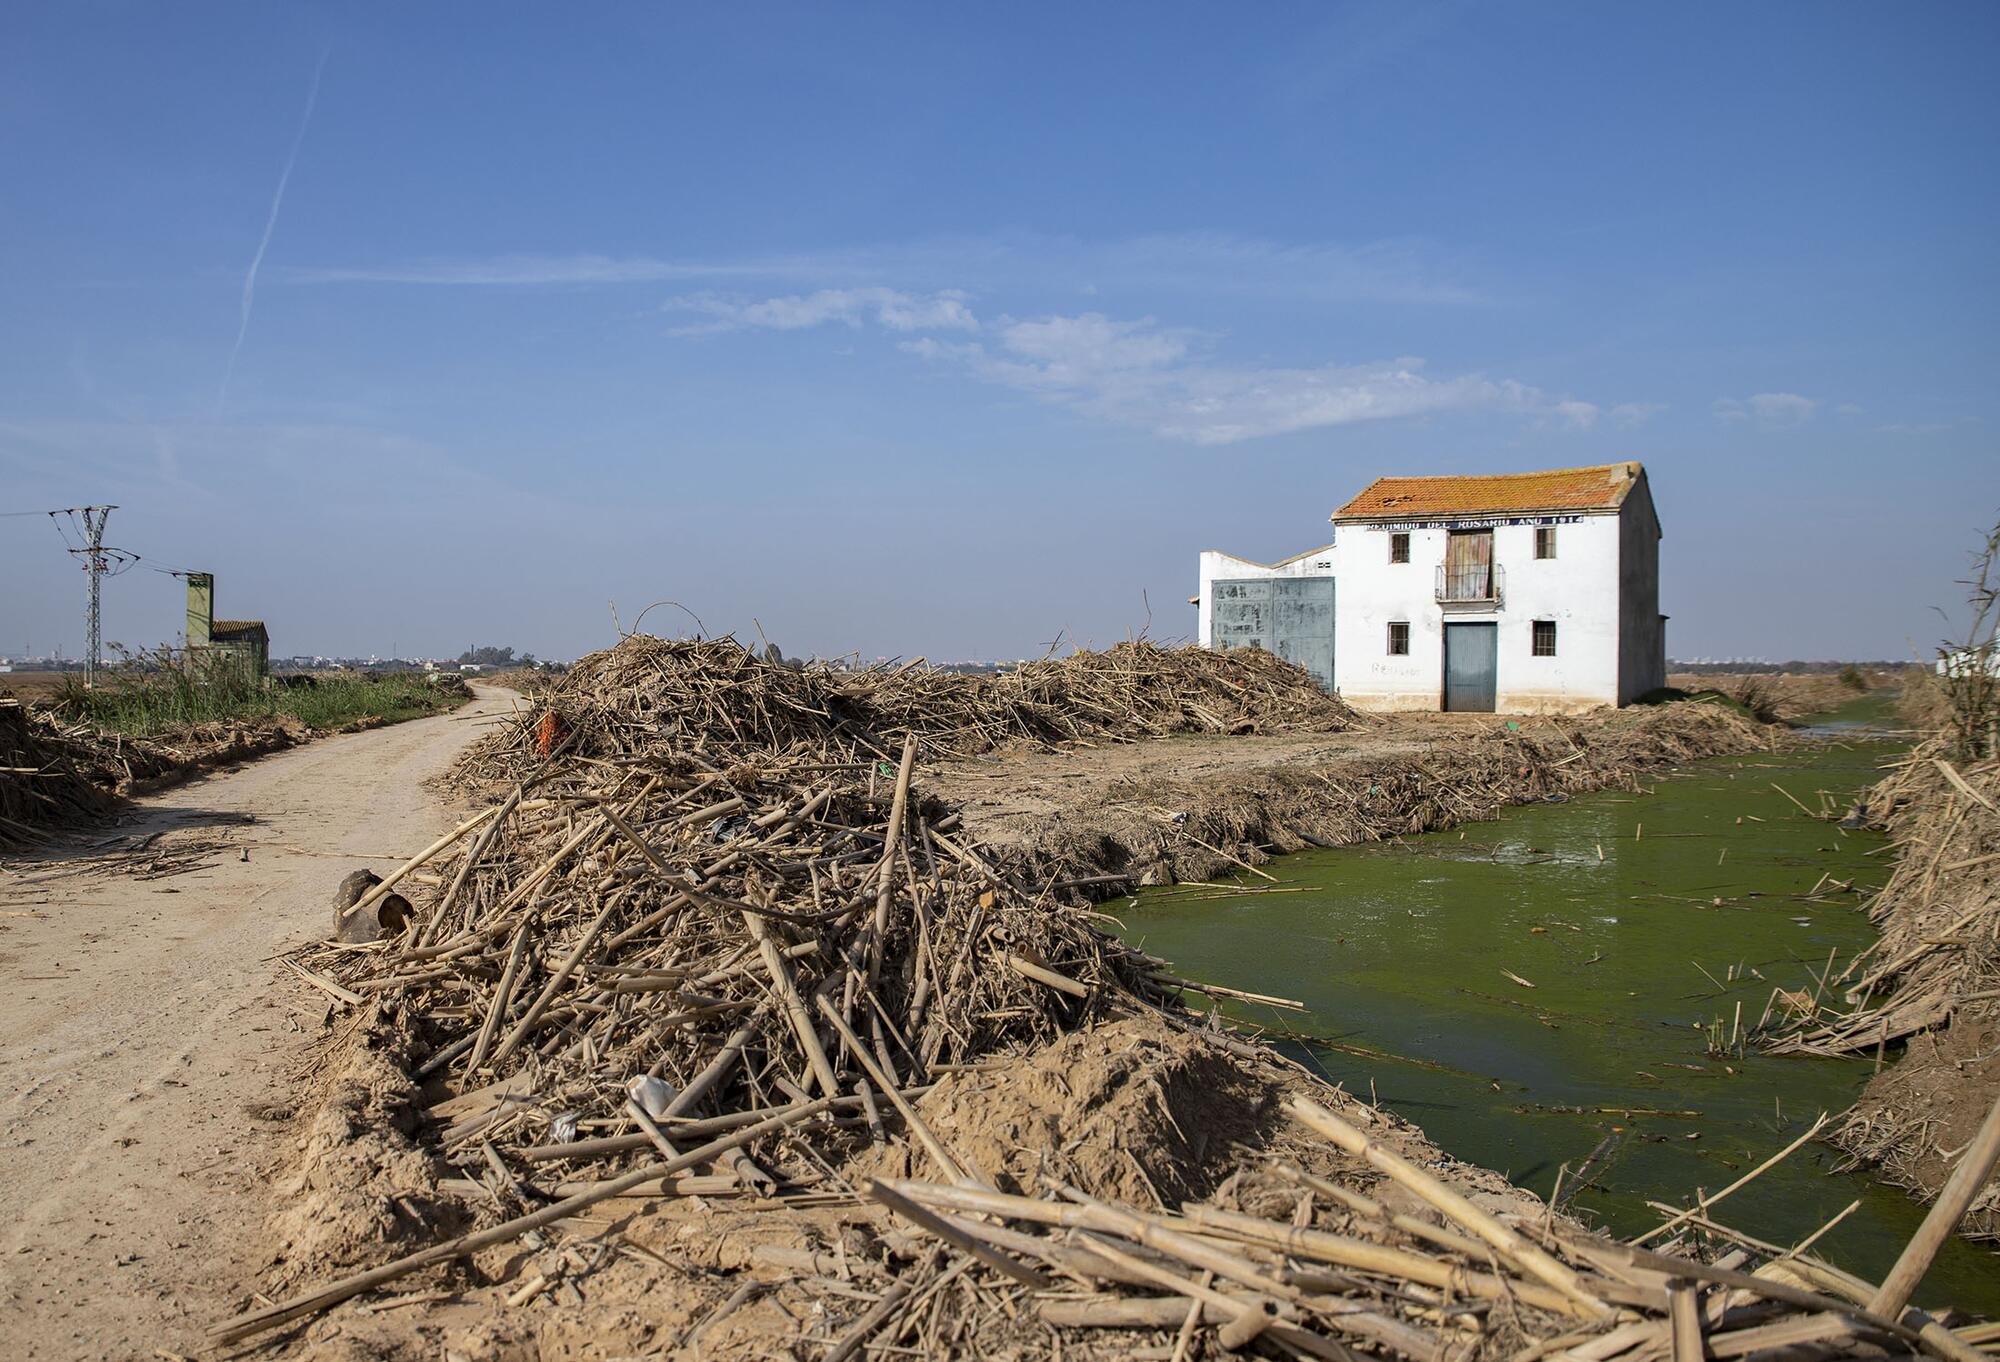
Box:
[1121,697,2000,1314]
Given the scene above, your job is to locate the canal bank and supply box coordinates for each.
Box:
[1116,706,2000,1315]
[932,698,1774,890]
[1775,726,2000,1245]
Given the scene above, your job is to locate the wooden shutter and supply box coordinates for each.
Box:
[1445,530,1493,599]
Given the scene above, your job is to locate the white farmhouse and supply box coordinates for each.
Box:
[1196,462,1665,714]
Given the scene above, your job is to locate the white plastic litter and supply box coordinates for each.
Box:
[628,1074,678,1119]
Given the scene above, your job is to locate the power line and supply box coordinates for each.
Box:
[124,546,207,577]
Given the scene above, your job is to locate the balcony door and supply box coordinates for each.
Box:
[1444,529,1494,602]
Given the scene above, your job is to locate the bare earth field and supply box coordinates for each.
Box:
[0,684,520,1361]
[0,669,73,699]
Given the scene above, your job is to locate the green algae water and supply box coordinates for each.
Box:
[1121,700,2000,1315]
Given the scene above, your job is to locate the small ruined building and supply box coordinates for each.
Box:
[184,571,270,678]
[1196,462,1665,714]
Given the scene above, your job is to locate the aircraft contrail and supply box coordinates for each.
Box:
[215,49,328,418]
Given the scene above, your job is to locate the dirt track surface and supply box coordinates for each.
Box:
[0,684,519,1361]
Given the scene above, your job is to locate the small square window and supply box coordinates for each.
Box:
[1535,526,1557,559]
[1389,532,1410,564]
[1387,621,1410,656]
[1533,620,1557,657]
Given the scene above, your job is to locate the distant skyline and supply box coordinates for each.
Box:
[3,4,1995,664]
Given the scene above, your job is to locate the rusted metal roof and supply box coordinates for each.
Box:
[1332,461,1644,521]
[209,619,268,642]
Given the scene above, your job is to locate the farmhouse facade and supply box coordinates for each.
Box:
[1196,462,1665,714]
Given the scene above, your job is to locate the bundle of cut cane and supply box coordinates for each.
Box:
[283,723,1175,1222]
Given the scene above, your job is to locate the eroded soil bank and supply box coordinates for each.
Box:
[929,700,1773,889]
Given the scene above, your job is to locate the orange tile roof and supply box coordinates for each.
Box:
[1332,461,1644,521]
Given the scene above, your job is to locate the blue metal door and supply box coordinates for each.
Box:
[1443,622,1497,712]
[1211,577,1336,692]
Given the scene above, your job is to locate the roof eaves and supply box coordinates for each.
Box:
[1331,501,1628,523]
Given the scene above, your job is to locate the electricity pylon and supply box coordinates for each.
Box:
[67,505,116,687]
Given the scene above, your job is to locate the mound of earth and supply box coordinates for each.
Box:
[857,1018,1289,1207]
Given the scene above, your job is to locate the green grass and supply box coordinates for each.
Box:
[56,658,465,738]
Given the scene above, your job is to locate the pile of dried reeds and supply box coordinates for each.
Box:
[1759,527,2000,1239]
[0,697,121,845]
[224,703,1191,1340]
[838,1093,1999,1362]
[1767,738,1999,1237]
[462,636,1356,783]
[210,634,2000,1356]
[1003,640,1362,742]
[1771,740,1998,1056]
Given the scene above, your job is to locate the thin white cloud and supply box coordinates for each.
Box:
[286,236,1570,445]
[216,49,328,416]
[666,288,978,335]
[904,311,1572,446]
[1715,392,1817,426]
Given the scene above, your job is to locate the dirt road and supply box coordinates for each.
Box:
[0,685,519,1361]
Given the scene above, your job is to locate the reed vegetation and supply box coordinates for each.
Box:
[54,647,462,738]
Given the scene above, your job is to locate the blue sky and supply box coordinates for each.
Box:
[2,3,1994,663]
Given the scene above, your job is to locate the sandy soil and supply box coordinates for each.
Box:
[0,683,521,1362]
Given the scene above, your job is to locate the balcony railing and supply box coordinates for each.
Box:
[1436,563,1504,606]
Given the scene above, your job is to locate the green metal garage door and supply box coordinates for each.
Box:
[1210,577,1336,692]
[1443,621,1498,712]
